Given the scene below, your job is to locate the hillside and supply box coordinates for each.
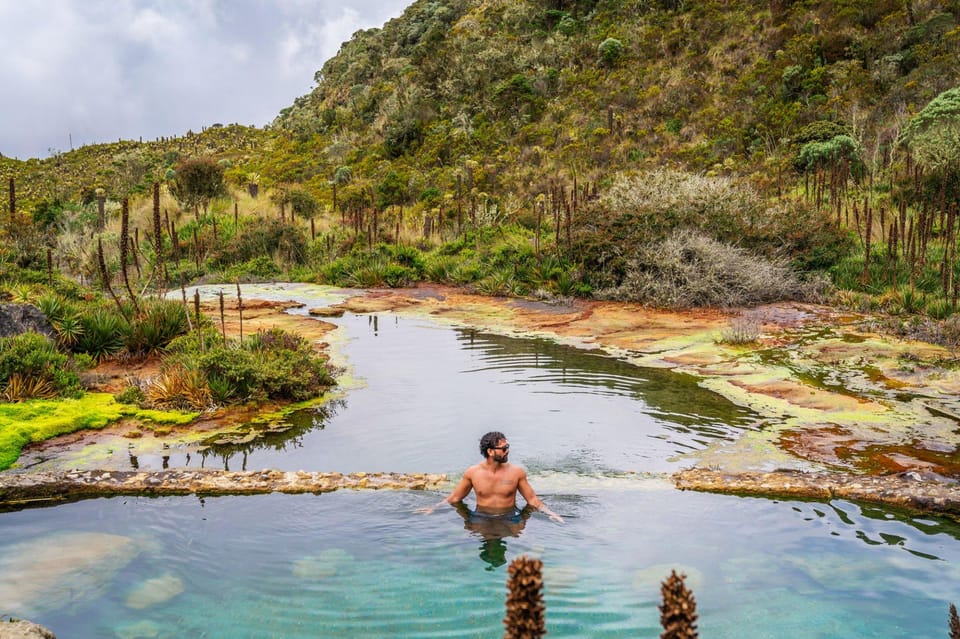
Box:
[270,0,960,196]
[3,1,957,212]
[0,125,274,214]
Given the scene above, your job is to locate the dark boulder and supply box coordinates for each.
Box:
[0,304,55,339]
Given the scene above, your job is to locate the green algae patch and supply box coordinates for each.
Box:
[131,408,197,426]
[0,394,197,471]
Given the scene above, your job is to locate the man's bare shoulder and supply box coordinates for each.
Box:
[463,462,485,477]
[508,464,528,479]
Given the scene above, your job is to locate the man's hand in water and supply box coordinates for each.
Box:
[547,512,564,523]
[415,505,437,515]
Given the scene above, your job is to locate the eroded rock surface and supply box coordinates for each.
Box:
[0,469,446,508]
[0,532,140,616]
[0,304,54,339]
[0,620,57,639]
[673,467,960,521]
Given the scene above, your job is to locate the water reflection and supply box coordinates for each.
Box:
[198,400,345,470]
[454,327,756,434]
[785,497,960,559]
[453,502,534,571]
[126,400,345,471]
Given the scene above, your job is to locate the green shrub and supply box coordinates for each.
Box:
[126,299,190,356]
[598,37,625,67]
[114,384,146,406]
[211,218,308,267]
[0,332,81,399]
[74,308,128,361]
[198,346,261,401]
[475,269,515,296]
[424,255,459,282]
[191,329,333,403]
[226,255,282,280]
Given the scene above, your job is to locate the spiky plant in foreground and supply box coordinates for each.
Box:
[504,556,545,639]
[950,603,959,639]
[660,570,698,639]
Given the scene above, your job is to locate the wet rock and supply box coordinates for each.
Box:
[673,468,960,521]
[0,619,57,639]
[292,548,353,579]
[308,306,345,318]
[0,532,140,616]
[125,573,184,609]
[0,469,447,508]
[0,304,55,339]
[114,619,160,639]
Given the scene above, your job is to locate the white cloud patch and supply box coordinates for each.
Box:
[0,0,409,159]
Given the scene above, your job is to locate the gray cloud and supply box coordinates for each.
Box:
[0,0,409,159]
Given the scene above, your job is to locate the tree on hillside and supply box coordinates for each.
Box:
[377,170,411,211]
[901,86,960,181]
[169,157,227,219]
[282,188,320,222]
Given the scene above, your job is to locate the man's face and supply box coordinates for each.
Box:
[490,440,510,463]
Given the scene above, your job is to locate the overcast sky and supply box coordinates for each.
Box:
[0,0,410,160]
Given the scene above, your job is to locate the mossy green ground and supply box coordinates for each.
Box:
[0,394,196,470]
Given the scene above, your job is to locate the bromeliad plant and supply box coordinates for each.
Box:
[0,332,82,400]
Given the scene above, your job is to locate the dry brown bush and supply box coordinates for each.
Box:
[596,229,823,308]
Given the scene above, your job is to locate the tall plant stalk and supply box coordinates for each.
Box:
[119,198,140,315]
[97,238,126,317]
[153,182,165,295]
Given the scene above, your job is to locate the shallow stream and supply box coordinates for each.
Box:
[1,284,958,638]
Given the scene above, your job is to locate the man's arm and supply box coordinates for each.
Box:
[416,473,474,514]
[517,470,564,523]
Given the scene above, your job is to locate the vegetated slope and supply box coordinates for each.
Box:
[270,0,959,197]
[3,1,957,214]
[0,125,274,214]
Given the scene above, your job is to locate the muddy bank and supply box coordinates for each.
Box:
[0,469,446,509]
[673,468,960,521]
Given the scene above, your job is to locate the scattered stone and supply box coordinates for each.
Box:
[673,468,960,521]
[125,573,184,609]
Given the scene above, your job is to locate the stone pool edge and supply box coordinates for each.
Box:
[674,467,960,522]
[0,469,447,509]
[4,467,959,523]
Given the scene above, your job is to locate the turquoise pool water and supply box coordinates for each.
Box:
[1,284,958,638]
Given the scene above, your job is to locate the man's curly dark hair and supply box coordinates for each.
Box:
[479,431,507,458]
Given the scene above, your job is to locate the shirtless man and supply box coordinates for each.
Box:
[419,431,563,523]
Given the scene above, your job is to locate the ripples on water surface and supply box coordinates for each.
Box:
[2,284,958,638]
[3,489,959,638]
